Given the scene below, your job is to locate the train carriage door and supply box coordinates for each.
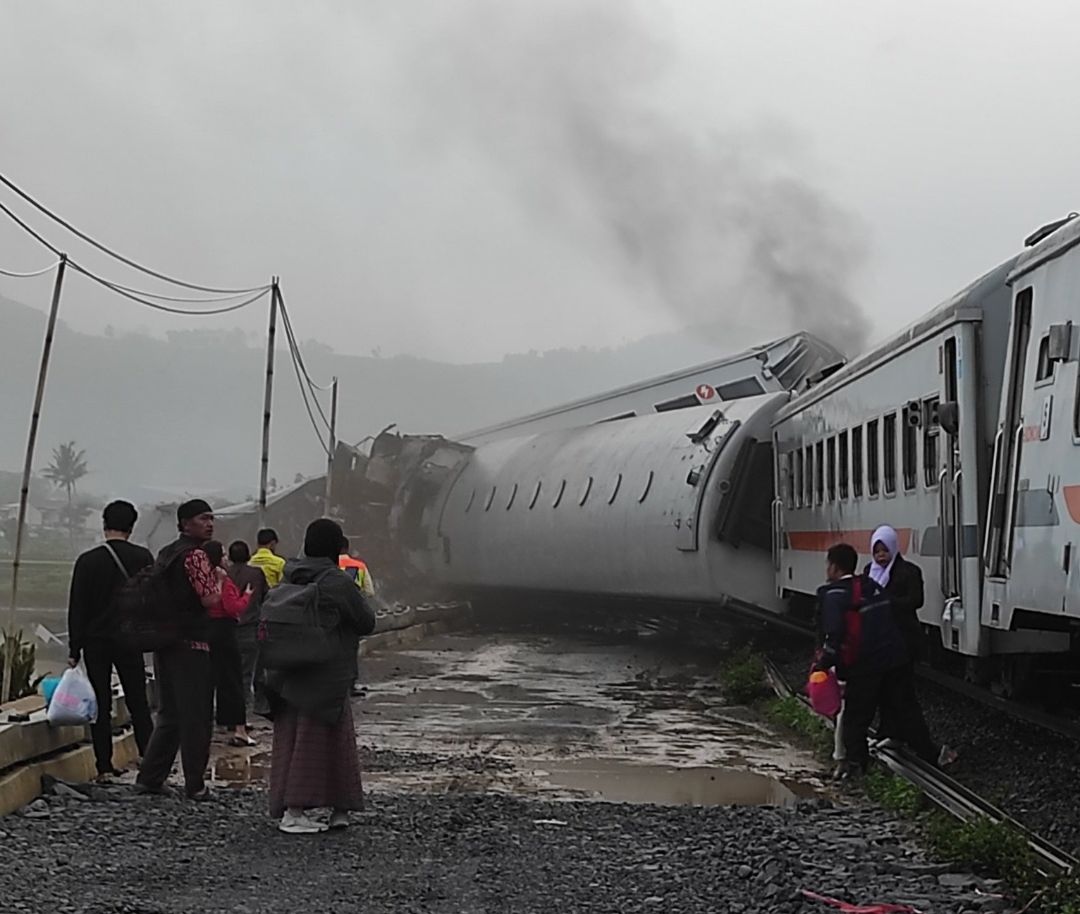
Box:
[986,289,1033,579]
[937,323,986,656]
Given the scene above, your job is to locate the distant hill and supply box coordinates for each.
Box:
[0,292,766,496]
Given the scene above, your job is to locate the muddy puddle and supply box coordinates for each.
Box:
[209,629,823,807]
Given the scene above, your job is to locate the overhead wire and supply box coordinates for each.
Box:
[0,171,266,294]
[278,295,335,392]
[0,259,62,278]
[277,292,334,437]
[277,290,331,455]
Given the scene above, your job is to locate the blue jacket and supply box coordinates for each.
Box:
[817,573,908,678]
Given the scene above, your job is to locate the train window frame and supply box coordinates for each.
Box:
[1035,334,1055,387]
[528,480,542,509]
[851,426,863,498]
[793,448,804,508]
[464,489,476,513]
[484,486,498,511]
[901,404,918,492]
[783,453,795,510]
[639,470,654,503]
[505,483,518,510]
[815,440,824,505]
[579,476,594,506]
[804,444,814,506]
[883,412,897,496]
[552,479,566,508]
[923,397,941,487]
[866,419,880,498]
[838,430,849,500]
[826,436,837,502]
[1074,366,1080,444]
[608,473,622,505]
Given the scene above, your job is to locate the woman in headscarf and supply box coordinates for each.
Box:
[865,525,924,658]
[865,525,957,767]
[265,518,377,834]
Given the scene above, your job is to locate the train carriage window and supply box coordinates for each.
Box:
[608,473,622,505]
[826,437,837,502]
[883,413,897,495]
[1035,335,1054,384]
[579,476,593,506]
[901,405,918,491]
[783,453,795,510]
[794,448,803,508]
[815,440,824,504]
[484,486,497,511]
[528,480,542,508]
[923,397,941,487]
[464,489,476,513]
[639,470,654,503]
[552,479,566,508]
[866,420,880,497]
[838,431,849,499]
[1075,369,1080,441]
[505,483,518,510]
[851,427,863,498]
[804,445,814,506]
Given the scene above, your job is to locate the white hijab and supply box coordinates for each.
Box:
[869,525,900,588]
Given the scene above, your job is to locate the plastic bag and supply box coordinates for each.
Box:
[807,668,842,720]
[46,667,98,726]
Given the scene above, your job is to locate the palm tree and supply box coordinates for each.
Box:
[43,441,89,507]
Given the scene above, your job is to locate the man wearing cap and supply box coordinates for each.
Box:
[136,499,221,800]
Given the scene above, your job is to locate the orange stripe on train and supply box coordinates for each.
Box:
[1064,486,1080,524]
[786,528,913,554]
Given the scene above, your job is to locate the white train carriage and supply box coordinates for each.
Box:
[772,214,1080,686]
[418,394,787,613]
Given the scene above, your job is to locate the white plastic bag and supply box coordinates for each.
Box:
[46,667,98,726]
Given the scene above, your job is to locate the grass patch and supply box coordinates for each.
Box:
[764,694,834,760]
[863,768,924,817]
[719,646,767,704]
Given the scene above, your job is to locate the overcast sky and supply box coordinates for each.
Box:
[1,0,1077,364]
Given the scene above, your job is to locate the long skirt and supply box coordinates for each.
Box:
[269,702,364,819]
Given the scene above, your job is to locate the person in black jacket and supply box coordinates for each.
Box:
[265,518,377,835]
[865,525,956,767]
[67,501,155,780]
[817,543,911,778]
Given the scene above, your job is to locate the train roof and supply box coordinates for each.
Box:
[775,256,1020,421]
[1008,212,1080,285]
[456,331,842,442]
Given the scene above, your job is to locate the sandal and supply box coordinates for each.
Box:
[229,735,257,748]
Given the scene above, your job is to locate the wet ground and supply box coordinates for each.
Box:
[211,625,823,807]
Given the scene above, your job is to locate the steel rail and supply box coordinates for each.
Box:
[763,656,1077,879]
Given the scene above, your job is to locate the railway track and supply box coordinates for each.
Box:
[762,656,1077,879]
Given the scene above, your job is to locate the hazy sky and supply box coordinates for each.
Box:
[1,0,1077,364]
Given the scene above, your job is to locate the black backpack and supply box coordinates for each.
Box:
[114,547,198,653]
[257,568,338,671]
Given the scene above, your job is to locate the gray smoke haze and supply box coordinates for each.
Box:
[385,0,870,355]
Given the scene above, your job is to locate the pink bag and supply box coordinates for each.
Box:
[807,668,841,719]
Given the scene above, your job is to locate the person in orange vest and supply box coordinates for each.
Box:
[339,538,376,698]
[338,539,375,597]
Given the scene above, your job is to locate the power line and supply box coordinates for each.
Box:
[0,171,267,294]
[68,261,271,316]
[0,259,62,278]
[97,277,272,304]
[279,304,331,455]
[279,295,335,391]
[277,292,333,433]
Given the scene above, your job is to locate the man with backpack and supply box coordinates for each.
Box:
[815,543,923,779]
[67,501,155,780]
[135,499,221,800]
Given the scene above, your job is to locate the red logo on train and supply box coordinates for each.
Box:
[696,384,715,401]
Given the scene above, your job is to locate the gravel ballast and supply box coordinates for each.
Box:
[1,786,1003,914]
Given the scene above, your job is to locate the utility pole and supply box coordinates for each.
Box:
[3,255,67,705]
[324,377,339,517]
[258,279,278,531]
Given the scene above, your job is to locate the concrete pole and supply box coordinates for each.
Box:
[3,254,67,704]
[324,377,338,517]
[257,281,278,530]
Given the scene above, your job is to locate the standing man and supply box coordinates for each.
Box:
[67,500,155,781]
[227,540,268,711]
[135,499,220,800]
[250,528,286,589]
